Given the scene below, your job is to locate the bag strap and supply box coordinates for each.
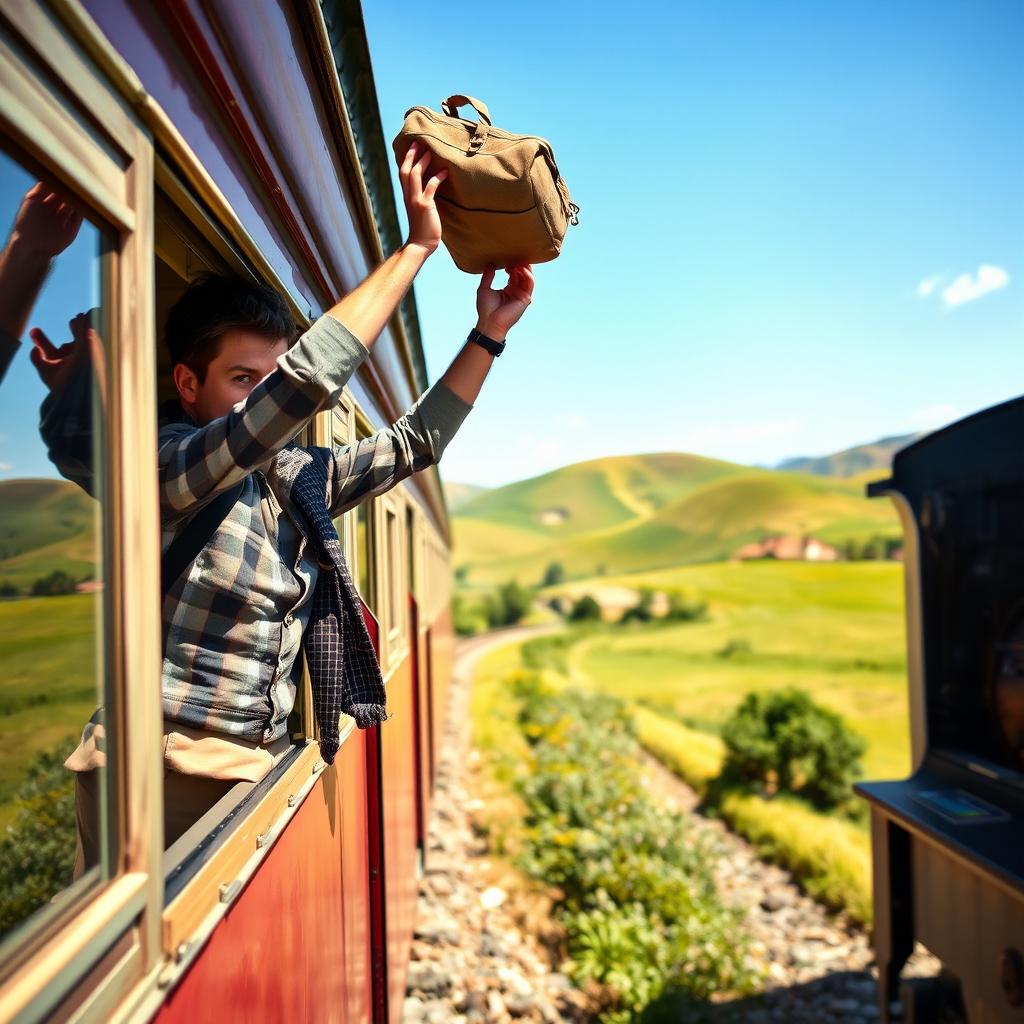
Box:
[161,481,245,597]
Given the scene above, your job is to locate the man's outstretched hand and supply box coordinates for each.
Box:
[398,141,448,255]
[475,264,534,342]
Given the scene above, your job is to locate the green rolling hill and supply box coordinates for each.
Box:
[0,478,97,590]
[451,453,899,586]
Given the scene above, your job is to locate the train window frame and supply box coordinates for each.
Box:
[0,5,163,1020]
[150,146,357,964]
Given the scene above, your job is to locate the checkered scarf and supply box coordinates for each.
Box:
[281,444,388,765]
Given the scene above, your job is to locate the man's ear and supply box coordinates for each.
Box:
[172,362,199,405]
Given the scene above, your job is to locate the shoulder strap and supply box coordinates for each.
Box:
[161,482,245,597]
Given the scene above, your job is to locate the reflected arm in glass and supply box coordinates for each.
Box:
[35,311,105,497]
[0,183,83,386]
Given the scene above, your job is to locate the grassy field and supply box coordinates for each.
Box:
[0,594,99,827]
[552,559,910,780]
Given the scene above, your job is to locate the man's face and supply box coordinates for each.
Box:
[177,329,290,425]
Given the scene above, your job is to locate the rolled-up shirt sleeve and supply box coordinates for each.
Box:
[328,378,473,517]
[159,312,369,517]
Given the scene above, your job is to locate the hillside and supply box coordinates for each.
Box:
[443,482,489,511]
[0,478,96,589]
[777,433,919,477]
[451,453,899,586]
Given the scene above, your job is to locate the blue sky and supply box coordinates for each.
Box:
[365,0,1024,487]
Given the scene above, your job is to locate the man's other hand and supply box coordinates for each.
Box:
[398,141,448,255]
[29,310,105,404]
[475,264,535,342]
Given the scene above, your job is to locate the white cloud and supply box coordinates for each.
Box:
[0,461,11,472]
[917,274,943,297]
[909,404,958,430]
[941,264,1009,308]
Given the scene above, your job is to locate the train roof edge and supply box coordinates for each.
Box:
[319,0,430,397]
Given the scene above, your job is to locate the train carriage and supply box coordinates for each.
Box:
[0,2,457,1021]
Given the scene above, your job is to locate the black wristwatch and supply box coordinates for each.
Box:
[467,326,505,357]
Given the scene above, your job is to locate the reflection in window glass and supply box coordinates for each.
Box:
[355,499,371,609]
[386,507,399,637]
[0,150,110,945]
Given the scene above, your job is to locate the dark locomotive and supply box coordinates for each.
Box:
[858,397,1024,1023]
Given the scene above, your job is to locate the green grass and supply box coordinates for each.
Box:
[0,594,100,826]
[560,560,910,780]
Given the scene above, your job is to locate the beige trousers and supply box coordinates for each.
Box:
[72,769,236,880]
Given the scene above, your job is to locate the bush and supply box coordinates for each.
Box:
[507,677,756,1021]
[0,741,79,938]
[720,688,866,810]
[568,594,602,622]
[0,580,19,597]
[716,637,752,659]
[493,579,534,627]
[620,587,654,624]
[541,561,566,587]
[663,589,707,623]
[30,570,77,596]
[452,593,488,636]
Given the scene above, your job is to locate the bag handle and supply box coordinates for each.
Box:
[441,94,491,125]
[441,94,492,154]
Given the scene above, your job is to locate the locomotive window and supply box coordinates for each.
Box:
[0,148,115,947]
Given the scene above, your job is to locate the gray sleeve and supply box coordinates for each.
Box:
[327,379,473,517]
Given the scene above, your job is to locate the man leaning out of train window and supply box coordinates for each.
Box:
[16,143,534,875]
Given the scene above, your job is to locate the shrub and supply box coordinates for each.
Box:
[0,741,79,938]
[720,688,866,810]
[30,570,77,596]
[620,587,654,624]
[493,579,533,627]
[508,678,756,1020]
[541,561,566,587]
[568,594,602,622]
[663,589,708,623]
[716,637,752,659]
[452,593,488,636]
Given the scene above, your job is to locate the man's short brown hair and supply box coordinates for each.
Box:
[165,272,297,382]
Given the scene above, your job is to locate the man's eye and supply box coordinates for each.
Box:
[233,375,251,384]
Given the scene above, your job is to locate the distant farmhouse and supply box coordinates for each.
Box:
[732,535,840,562]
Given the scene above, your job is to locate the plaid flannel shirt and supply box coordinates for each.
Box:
[154,312,471,742]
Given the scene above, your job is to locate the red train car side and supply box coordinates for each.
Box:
[0,2,457,1021]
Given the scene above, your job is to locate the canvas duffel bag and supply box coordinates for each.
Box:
[391,94,580,274]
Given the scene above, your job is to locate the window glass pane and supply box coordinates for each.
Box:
[355,500,371,608]
[386,507,398,635]
[0,150,112,945]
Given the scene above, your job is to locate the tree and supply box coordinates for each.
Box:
[620,587,655,624]
[720,688,866,810]
[541,561,566,587]
[496,579,533,626]
[30,570,77,596]
[568,594,602,622]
